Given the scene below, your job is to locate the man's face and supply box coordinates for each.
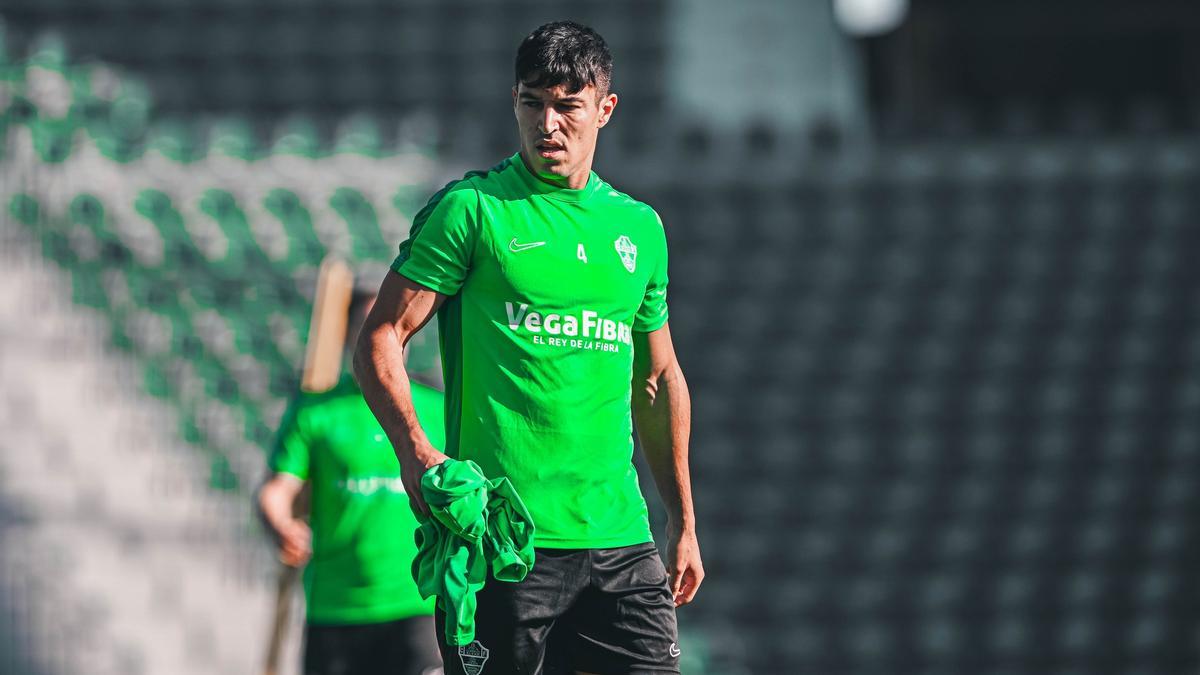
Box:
[513,81,617,184]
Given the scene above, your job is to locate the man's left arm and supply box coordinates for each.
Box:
[632,322,704,607]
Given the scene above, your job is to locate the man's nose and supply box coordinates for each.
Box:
[539,107,559,134]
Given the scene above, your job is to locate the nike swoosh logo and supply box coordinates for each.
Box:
[509,238,547,253]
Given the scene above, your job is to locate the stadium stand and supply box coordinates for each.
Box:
[1,2,670,157]
[4,19,1199,675]
[4,38,445,488]
[0,36,453,675]
[0,245,301,675]
[642,139,1200,673]
[3,33,713,675]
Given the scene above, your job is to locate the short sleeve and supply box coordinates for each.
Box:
[633,215,669,333]
[391,182,479,295]
[269,396,311,480]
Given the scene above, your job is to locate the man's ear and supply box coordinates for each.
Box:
[597,92,618,128]
[512,86,519,114]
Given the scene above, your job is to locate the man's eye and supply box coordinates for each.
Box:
[523,101,541,109]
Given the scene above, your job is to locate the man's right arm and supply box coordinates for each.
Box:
[257,473,311,566]
[353,270,449,515]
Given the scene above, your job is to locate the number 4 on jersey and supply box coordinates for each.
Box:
[577,243,588,264]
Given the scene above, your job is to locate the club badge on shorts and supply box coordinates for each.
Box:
[458,640,490,674]
[614,235,637,273]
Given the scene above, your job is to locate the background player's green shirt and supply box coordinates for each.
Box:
[392,153,669,549]
[271,376,445,624]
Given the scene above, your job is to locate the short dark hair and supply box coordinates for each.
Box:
[515,21,613,96]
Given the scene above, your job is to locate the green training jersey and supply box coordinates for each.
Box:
[391,152,669,549]
[271,376,445,624]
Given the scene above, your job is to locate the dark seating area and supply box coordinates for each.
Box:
[1,1,668,157]
[642,140,1200,673]
[4,15,1199,675]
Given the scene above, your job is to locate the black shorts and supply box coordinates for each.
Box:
[304,614,441,675]
[436,542,681,675]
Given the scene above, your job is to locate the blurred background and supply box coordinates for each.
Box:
[2,0,1199,673]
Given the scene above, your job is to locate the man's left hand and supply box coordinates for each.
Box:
[667,527,704,607]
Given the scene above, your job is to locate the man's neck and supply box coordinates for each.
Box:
[518,151,593,190]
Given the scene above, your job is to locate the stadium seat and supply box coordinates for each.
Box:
[262,188,326,268]
[333,114,385,158]
[328,187,390,261]
[134,189,203,269]
[206,116,257,160]
[271,115,322,159]
[149,118,203,163]
[197,188,273,273]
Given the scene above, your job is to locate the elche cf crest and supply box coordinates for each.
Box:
[614,235,637,273]
[458,640,490,674]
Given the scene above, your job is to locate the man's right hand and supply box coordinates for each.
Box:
[258,473,311,567]
[278,519,312,567]
[399,439,450,517]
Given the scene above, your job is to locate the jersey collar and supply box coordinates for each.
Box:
[509,152,599,203]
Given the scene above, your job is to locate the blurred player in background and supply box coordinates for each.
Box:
[258,287,444,675]
[355,20,702,674]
